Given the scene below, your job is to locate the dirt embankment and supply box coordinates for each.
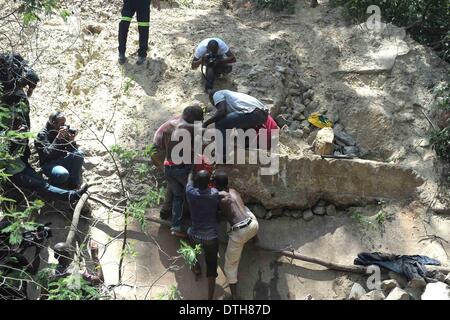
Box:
[1,0,449,300]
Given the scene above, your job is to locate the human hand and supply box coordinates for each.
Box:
[56,127,69,140]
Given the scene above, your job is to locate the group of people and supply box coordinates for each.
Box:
[151,102,263,299]
[117,0,282,299]
[1,53,87,206]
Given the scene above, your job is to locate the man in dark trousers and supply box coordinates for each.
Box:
[118,0,161,65]
[186,169,220,300]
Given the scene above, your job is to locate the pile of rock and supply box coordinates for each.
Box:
[348,272,450,300]
[247,200,338,221]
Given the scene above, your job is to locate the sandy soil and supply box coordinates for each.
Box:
[1,0,449,299]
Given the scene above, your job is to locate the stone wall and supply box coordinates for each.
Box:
[219,155,424,209]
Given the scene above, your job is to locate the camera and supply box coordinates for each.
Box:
[205,52,219,66]
[22,223,52,247]
[62,125,77,135]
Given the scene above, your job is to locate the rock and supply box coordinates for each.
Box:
[275,65,287,73]
[313,206,326,216]
[294,103,306,113]
[303,209,314,221]
[388,271,408,288]
[289,121,300,131]
[292,129,305,138]
[292,110,302,119]
[407,278,426,289]
[83,24,103,35]
[385,287,410,300]
[348,283,366,300]
[303,89,315,101]
[381,279,399,294]
[304,99,311,106]
[264,211,273,220]
[326,204,337,216]
[421,282,450,300]
[275,114,290,127]
[404,286,424,300]
[359,290,385,300]
[445,274,450,285]
[317,200,326,206]
[312,127,334,156]
[251,204,267,219]
[291,211,302,219]
[271,208,283,217]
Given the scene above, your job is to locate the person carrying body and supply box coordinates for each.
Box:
[185,169,220,300]
[213,170,259,300]
[161,105,204,236]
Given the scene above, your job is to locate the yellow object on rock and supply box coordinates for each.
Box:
[308,113,333,129]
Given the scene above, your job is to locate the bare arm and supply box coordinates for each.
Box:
[191,57,203,70]
[203,101,228,127]
[217,50,236,65]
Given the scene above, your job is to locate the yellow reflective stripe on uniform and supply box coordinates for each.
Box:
[137,21,150,27]
[121,16,132,22]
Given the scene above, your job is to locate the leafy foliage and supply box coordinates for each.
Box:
[177,240,202,269]
[1,200,44,245]
[156,284,183,300]
[330,0,450,62]
[126,187,166,229]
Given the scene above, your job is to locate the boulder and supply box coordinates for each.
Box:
[275,114,290,127]
[388,271,408,288]
[380,279,399,295]
[303,89,315,101]
[407,278,426,289]
[385,287,410,300]
[421,282,450,300]
[270,208,283,217]
[326,204,337,216]
[251,204,267,219]
[303,210,314,221]
[348,283,366,300]
[313,205,326,216]
[312,127,334,156]
[291,211,302,219]
[359,290,385,300]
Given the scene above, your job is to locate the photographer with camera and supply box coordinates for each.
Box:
[191,38,236,92]
[35,111,85,189]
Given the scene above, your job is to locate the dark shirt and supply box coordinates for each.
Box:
[35,123,77,165]
[0,53,39,98]
[186,180,219,240]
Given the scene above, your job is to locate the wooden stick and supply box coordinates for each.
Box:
[145,215,450,275]
[65,193,89,246]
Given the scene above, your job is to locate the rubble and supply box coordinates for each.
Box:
[348,283,366,300]
[385,287,410,300]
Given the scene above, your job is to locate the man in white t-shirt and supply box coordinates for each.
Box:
[191,38,236,92]
[203,90,269,158]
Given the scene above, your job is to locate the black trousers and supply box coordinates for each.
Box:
[118,0,151,57]
[205,62,232,90]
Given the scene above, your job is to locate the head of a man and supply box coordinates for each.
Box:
[208,90,219,107]
[207,40,219,55]
[213,170,228,191]
[194,170,210,190]
[182,104,204,124]
[48,111,66,130]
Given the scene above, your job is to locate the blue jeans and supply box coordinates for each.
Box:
[164,164,192,232]
[215,110,267,158]
[42,150,84,187]
[10,165,79,202]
